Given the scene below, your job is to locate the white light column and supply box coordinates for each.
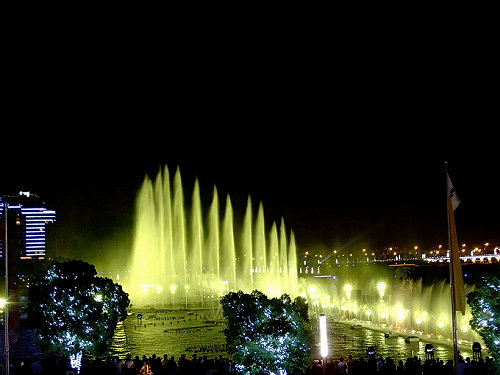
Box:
[319,313,328,358]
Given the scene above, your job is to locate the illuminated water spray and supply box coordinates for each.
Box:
[305,276,484,345]
[127,165,299,307]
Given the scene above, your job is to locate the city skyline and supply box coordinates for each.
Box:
[2,133,498,269]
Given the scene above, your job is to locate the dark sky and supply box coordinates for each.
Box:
[3,125,498,266]
[2,27,498,265]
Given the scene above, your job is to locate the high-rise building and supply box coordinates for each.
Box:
[0,191,56,260]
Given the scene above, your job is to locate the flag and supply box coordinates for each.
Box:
[447,172,466,315]
[447,173,461,210]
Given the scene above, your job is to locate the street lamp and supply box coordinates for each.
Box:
[319,313,328,369]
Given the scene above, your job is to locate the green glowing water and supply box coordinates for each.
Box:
[104,309,477,363]
[122,164,486,350]
[125,165,299,308]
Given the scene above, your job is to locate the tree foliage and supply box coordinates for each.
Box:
[220,290,311,375]
[466,275,500,366]
[292,296,309,323]
[27,260,130,358]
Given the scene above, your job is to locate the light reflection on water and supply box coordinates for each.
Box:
[107,310,476,363]
[312,318,474,363]
[106,309,229,359]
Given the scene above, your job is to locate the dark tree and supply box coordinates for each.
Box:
[220,290,311,375]
[292,295,310,322]
[27,260,130,373]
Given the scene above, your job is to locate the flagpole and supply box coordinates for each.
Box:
[3,200,9,375]
[445,163,459,375]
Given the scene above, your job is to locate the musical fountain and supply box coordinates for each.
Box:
[116,164,486,361]
[303,265,485,357]
[126,165,299,308]
[2,165,490,363]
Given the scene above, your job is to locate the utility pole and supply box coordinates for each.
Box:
[3,200,9,375]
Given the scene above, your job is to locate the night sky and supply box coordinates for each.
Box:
[3,125,498,269]
[3,30,498,268]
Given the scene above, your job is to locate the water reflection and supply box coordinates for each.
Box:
[106,309,229,359]
[310,318,475,362]
[106,309,477,363]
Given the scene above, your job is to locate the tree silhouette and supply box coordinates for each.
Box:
[27,260,130,373]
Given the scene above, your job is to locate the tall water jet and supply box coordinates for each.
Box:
[127,165,299,307]
[190,179,204,302]
[253,202,267,293]
[221,195,237,291]
[279,218,289,292]
[207,186,220,282]
[240,196,254,291]
[268,223,280,296]
[288,230,298,296]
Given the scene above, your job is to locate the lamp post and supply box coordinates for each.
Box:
[3,201,9,375]
[319,313,328,374]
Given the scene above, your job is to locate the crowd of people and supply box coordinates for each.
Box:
[313,354,497,375]
[0,353,234,375]
[0,352,497,375]
[2,352,497,375]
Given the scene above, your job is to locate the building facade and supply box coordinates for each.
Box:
[0,191,56,261]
